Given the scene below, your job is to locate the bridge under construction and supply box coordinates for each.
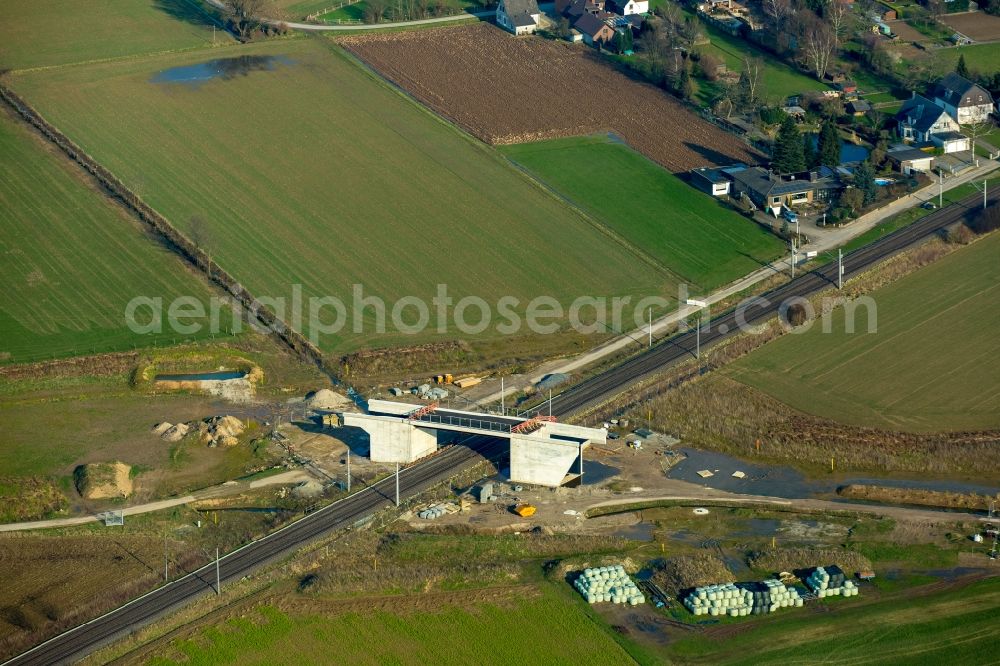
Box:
[341,400,607,487]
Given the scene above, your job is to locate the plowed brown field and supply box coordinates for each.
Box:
[340,24,762,172]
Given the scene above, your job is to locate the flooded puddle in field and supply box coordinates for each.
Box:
[613,522,655,542]
[151,55,294,86]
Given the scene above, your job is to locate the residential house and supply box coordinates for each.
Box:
[886,145,934,174]
[932,72,995,124]
[606,0,648,14]
[575,12,616,46]
[690,167,732,196]
[497,0,541,35]
[564,0,604,20]
[846,99,871,116]
[729,167,841,213]
[896,94,960,143]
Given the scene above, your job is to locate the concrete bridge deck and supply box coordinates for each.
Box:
[341,400,607,487]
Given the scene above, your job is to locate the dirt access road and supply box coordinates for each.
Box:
[0,470,311,532]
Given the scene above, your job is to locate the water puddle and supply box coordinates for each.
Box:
[151,55,294,86]
[155,370,246,381]
[613,522,655,542]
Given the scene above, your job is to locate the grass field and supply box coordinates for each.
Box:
[693,17,829,107]
[10,38,667,353]
[501,136,785,292]
[667,576,1000,664]
[0,337,324,487]
[0,0,233,71]
[148,586,634,665]
[942,43,1000,74]
[728,231,1000,432]
[0,109,227,364]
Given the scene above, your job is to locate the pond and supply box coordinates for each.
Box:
[154,371,246,381]
[840,141,870,164]
[151,55,294,86]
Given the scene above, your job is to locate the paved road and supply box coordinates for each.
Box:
[5,188,995,665]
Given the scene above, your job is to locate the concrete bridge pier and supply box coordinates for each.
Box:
[341,416,438,463]
[509,433,587,487]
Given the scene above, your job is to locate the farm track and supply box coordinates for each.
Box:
[5,190,996,665]
[340,24,761,172]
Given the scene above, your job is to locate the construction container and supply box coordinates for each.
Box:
[513,503,536,517]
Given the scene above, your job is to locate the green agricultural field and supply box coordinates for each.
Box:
[502,135,785,293]
[667,576,1000,664]
[148,587,634,665]
[0,0,233,71]
[728,231,1000,432]
[10,39,667,353]
[0,110,225,364]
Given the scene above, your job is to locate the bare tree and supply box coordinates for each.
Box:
[799,14,837,80]
[825,0,849,47]
[740,56,765,109]
[224,0,266,40]
[962,117,996,165]
[364,0,388,22]
[763,0,793,31]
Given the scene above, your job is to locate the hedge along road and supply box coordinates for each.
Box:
[203,0,554,30]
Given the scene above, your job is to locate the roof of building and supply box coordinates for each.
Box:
[501,0,540,22]
[847,99,871,112]
[565,0,601,17]
[730,166,839,197]
[897,94,950,133]
[574,11,613,36]
[887,145,933,162]
[934,130,967,141]
[934,72,994,108]
[691,167,729,184]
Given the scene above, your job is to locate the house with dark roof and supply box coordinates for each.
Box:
[690,167,732,196]
[497,0,541,34]
[846,99,871,116]
[933,72,994,124]
[729,167,842,213]
[896,94,960,144]
[574,12,616,46]
[606,0,648,15]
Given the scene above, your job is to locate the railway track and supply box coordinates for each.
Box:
[537,188,998,419]
[5,188,994,665]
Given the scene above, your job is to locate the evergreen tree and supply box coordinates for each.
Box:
[772,115,805,174]
[622,27,634,52]
[817,120,841,169]
[804,133,820,169]
[956,53,970,79]
[679,67,693,100]
[854,160,878,206]
[612,30,625,54]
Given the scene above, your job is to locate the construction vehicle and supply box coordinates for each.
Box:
[513,503,536,518]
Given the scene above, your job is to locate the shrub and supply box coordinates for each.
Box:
[965,204,1000,234]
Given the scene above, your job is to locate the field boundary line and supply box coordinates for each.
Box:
[503,155,687,283]
[0,83,338,381]
[332,40,677,284]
